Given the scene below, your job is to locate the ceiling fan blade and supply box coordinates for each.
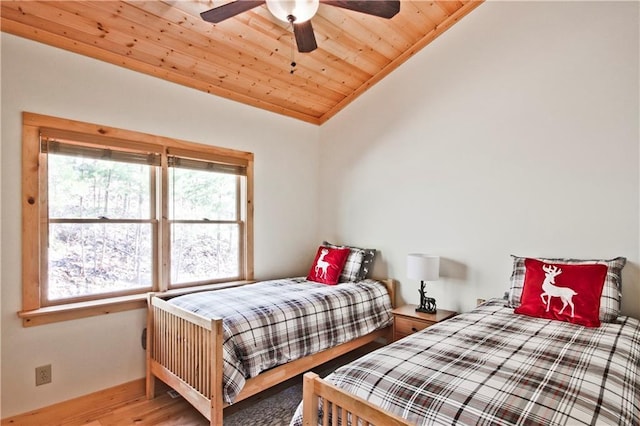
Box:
[293,20,318,53]
[321,1,400,19]
[200,0,265,23]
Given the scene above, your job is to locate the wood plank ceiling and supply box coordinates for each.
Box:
[1,1,483,125]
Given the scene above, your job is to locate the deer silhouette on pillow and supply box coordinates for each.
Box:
[314,248,331,280]
[540,264,578,317]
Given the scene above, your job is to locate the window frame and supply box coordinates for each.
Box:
[41,138,161,305]
[20,112,254,326]
[165,150,247,289]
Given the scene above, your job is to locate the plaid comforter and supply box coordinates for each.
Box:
[291,299,640,426]
[168,277,392,404]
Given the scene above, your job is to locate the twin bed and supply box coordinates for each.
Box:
[145,276,396,425]
[295,255,639,426]
[146,254,640,426]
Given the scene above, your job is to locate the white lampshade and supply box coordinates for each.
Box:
[265,0,320,23]
[407,254,440,281]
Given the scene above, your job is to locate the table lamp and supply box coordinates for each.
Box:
[407,254,440,314]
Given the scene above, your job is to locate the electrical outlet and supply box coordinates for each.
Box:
[35,364,52,386]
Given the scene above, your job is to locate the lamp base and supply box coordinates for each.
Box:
[416,295,437,314]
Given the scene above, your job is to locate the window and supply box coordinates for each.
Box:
[44,140,158,303]
[21,113,253,324]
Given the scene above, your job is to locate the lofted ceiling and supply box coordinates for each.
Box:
[1,1,483,125]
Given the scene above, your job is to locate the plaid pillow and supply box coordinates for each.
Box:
[357,247,377,280]
[507,255,626,323]
[322,241,376,282]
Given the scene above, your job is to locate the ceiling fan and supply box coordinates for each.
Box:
[200,0,401,53]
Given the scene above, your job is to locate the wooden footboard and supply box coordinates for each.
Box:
[302,372,413,426]
[146,294,225,424]
[146,279,396,426]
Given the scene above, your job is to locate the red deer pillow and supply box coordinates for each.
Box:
[306,246,350,285]
[514,258,607,327]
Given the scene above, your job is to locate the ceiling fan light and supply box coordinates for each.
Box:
[265,0,320,23]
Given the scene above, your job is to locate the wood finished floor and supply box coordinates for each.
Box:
[76,392,210,426]
[68,343,383,425]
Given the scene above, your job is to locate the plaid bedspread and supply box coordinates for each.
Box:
[291,299,640,426]
[168,277,392,404]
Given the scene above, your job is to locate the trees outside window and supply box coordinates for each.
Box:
[168,163,241,286]
[47,153,155,302]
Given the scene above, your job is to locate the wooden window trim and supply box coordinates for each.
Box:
[21,112,254,326]
[18,280,255,327]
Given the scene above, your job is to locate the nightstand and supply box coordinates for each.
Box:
[391,304,457,341]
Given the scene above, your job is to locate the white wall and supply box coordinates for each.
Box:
[319,2,640,318]
[0,33,321,417]
[2,0,639,419]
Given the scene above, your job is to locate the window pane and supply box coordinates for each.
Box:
[48,154,152,219]
[169,168,237,220]
[171,223,239,284]
[48,223,153,301]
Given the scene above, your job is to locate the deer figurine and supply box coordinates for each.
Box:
[540,264,578,317]
[314,249,330,280]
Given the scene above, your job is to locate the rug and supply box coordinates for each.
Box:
[223,382,303,426]
[221,342,383,425]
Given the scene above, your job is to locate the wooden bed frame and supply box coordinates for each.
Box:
[145,279,396,426]
[302,372,413,426]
